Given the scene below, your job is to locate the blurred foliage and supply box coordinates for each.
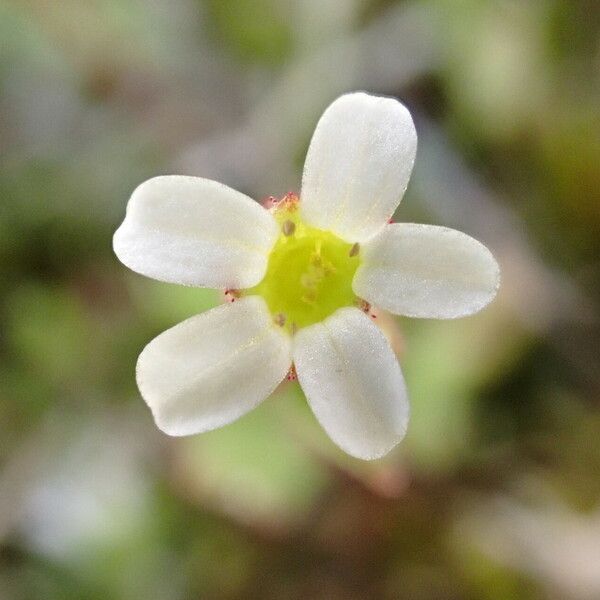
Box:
[206,0,294,65]
[1,0,599,599]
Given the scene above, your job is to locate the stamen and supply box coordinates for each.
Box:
[277,192,299,213]
[262,195,278,209]
[224,288,241,303]
[286,364,297,381]
[282,220,296,236]
[355,298,377,319]
[284,191,299,206]
[357,298,372,314]
[302,290,317,304]
[247,196,362,330]
[300,273,314,288]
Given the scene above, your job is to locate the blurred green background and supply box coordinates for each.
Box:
[1,1,599,598]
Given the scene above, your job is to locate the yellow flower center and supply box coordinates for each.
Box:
[246,195,361,332]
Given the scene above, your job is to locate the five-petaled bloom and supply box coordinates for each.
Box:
[114,92,500,460]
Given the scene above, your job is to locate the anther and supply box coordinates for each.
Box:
[300,274,314,288]
[310,253,323,267]
[224,288,241,303]
[262,196,278,209]
[349,242,360,257]
[356,298,371,314]
[274,313,286,327]
[286,364,297,381]
[282,220,296,236]
[281,192,299,212]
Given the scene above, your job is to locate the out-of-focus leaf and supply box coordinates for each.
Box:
[172,387,327,527]
[206,0,294,65]
[402,306,529,471]
[5,284,91,384]
[127,276,219,326]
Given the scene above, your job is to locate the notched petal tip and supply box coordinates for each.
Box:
[113,175,278,289]
[136,296,292,437]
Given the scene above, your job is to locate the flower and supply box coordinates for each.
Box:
[113,92,500,460]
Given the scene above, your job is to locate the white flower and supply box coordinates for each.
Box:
[113,92,500,460]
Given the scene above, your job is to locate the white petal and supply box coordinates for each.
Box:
[113,176,278,289]
[137,296,291,436]
[293,307,409,460]
[300,92,417,243]
[353,223,500,319]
